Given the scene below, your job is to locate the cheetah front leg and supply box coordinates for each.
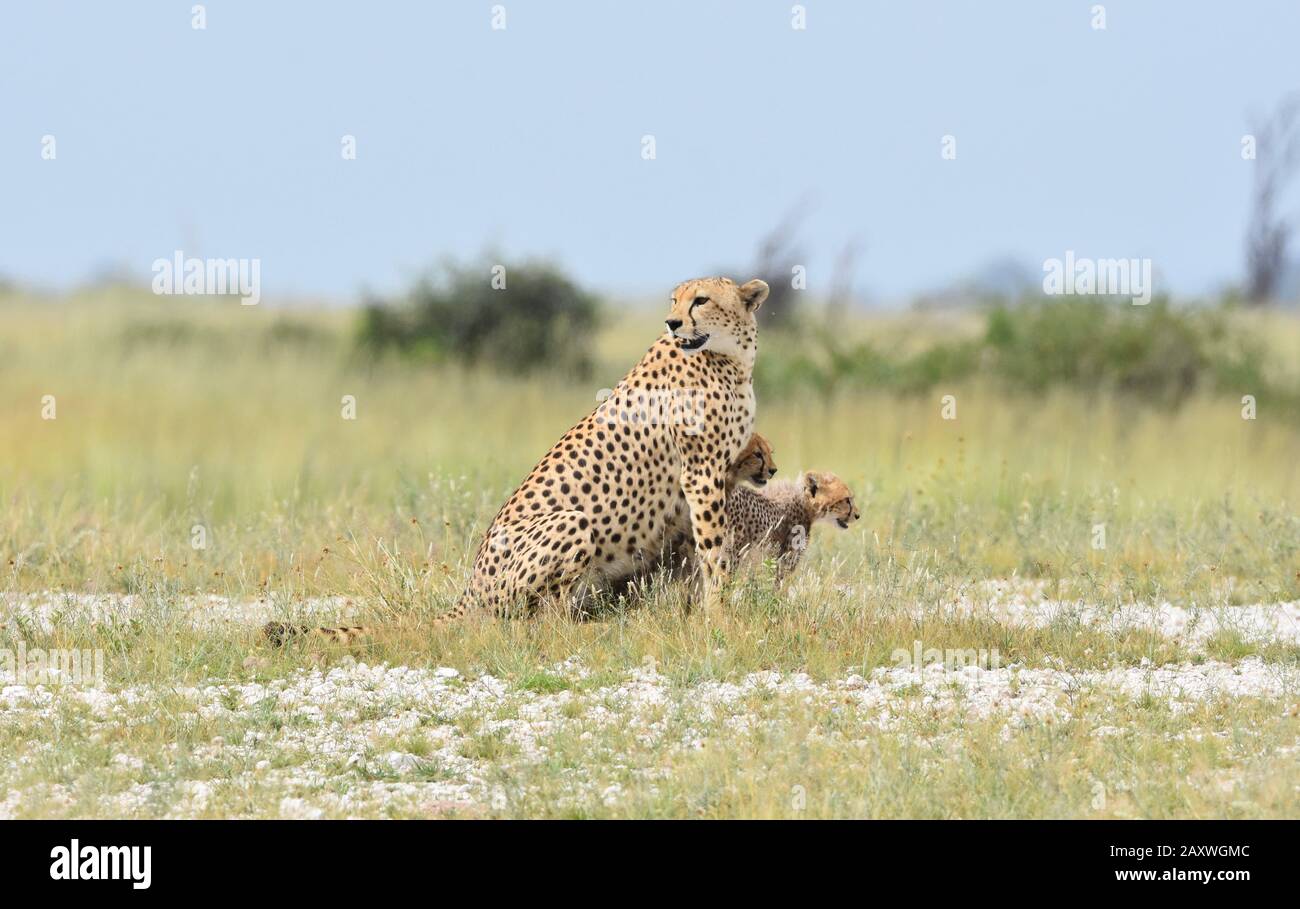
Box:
[774,523,808,584]
[679,466,731,620]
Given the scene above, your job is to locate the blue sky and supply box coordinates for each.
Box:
[2,1,1297,303]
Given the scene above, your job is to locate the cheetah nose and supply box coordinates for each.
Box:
[768,467,778,477]
[665,319,683,332]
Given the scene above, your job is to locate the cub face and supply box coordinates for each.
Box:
[665,277,770,359]
[803,471,861,529]
[729,432,778,488]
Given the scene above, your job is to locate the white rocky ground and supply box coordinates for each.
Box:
[1,653,1296,818]
[0,590,348,632]
[2,587,1297,817]
[939,579,1300,647]
[6,584,1300,647]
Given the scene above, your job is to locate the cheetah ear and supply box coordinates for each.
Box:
[804,473,818,498]
[739,279,770,312]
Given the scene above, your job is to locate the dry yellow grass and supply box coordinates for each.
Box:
[1,291,1297,818]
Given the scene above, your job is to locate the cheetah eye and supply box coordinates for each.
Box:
[692,296,709,307]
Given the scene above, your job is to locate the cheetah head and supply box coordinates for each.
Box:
[803,471,861,529]
[665,277,769,360]
[729,432,778,488]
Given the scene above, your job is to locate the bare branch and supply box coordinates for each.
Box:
[1245,92,1300,304]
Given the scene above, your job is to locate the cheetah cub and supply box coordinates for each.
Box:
[726,471,860,580]
[728,432,778,490]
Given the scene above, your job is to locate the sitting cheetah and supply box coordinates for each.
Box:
[267,435,778,644]
[726,471,860,581]
[265,276,770,643]
[455,276,770,620]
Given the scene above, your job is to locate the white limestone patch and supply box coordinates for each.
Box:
[1,654,1295,818]
[6,586,1299,648]
[935,579,1300,648]
[0,591,349,633]
[851,658,1299,730]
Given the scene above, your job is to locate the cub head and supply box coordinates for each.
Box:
[802,471,861,529]
[728,433,778,489]
[665,277,770,361]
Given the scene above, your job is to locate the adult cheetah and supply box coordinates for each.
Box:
[264,425,776,646]
[264,276,768,644]
[455,276,770,620]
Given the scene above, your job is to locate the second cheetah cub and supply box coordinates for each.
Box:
[727,471,860,580]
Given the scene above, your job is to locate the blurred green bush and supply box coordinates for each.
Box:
[758,297,1291,409]
[357,257,601,377]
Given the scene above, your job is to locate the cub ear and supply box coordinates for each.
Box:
[804,472,819,498]
[739,279,770,312]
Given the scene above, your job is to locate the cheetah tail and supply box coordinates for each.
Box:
[262,622,373,647]
[262,601,471,647]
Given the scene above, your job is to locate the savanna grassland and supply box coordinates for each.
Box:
[1,290,1298,818]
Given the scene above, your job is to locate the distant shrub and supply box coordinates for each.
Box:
[758,297,1287,410]
[981,298,1214,404]
[118,316,334,354]
[357,258,601,376]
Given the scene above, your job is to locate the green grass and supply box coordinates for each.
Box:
[0,291,1298,818]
